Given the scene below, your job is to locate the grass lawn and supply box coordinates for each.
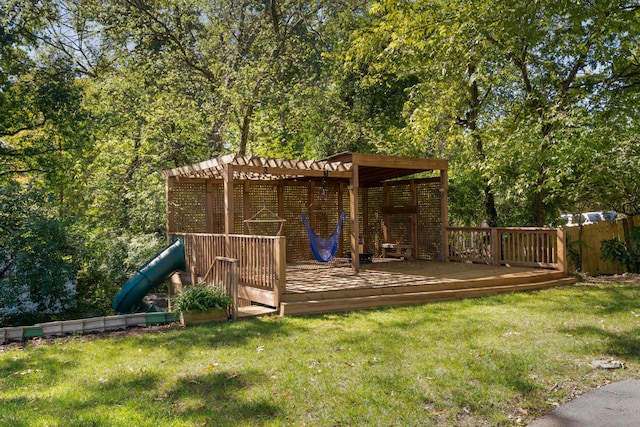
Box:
[1,279,639,426]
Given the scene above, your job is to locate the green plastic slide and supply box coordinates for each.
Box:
[112,238,186,314]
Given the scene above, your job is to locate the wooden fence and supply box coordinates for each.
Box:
[170,233,286,308]
[447,227,565,271]
[564,216,639,275]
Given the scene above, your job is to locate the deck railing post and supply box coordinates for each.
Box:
[215,256,239,320]
[274,236,286,306]
[491,228,500,266]
[556,228,567,274]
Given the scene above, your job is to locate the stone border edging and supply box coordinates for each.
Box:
[0,312,179,344]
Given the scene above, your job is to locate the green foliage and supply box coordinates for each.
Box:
[601,227,640,273]
[172,283,232,312]
[0,181,78,324]
[74,230,166,317]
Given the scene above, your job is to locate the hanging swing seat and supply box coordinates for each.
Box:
[243,207,286,236]
[301,211,347,262]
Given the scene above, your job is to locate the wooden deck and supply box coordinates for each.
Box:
[279,259,575,316]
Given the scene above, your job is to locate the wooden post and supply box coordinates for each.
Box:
[491,228,500,266]
[440,168,449,262]
[223,163,234,258]
[411,179,418,259]
[274,236,286,307]
[350,165,360,273]
[338,182,345,255]
[556,228,568,274]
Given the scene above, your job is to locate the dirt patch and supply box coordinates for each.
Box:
[585,273,640,284]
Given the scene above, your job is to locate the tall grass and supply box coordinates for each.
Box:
[1,281,639,426]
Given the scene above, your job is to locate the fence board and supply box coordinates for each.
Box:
[564,216,639,275]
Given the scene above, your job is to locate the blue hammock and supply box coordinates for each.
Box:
[301,211,347,262]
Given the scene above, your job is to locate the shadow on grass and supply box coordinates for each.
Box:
[530,283,640,316]
[89,369,279,425]
[0,348,82,390]
[560,324,640,362]
[1,365,282,426]
[100,316,311,360]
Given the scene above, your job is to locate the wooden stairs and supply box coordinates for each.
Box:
[278,270,576,316]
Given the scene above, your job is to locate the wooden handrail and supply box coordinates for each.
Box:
[170,233,287,293]
[446,227,565,270]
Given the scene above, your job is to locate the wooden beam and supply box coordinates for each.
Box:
[440,168,449,262]
[351,152,448,171]
[411,179,418,259]
[350,165,360,273]
[233,165,352,179]
[381,205,419,215]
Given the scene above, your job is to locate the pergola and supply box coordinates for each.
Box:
[163,152,449,272]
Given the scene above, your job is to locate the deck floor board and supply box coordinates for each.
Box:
[284,259,560,295]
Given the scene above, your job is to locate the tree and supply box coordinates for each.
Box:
[339,0,640,226]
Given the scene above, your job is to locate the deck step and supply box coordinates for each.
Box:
[279,277,576,316]
[281,270,568,303]
[237,305,278,319]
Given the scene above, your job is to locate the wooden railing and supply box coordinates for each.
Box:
[214,256,239,320]
[170,233,286,307]
[446,227,566,271]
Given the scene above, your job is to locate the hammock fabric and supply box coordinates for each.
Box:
[301,211,347,262]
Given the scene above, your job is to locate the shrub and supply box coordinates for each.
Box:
[601,226,640,273]
[172,283,232,312]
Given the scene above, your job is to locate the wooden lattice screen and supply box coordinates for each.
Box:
[168,176,443,262]
[283,182,309,261]
[417,179,442,260]
[170,181,207,233]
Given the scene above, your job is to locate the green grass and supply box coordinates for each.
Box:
[1,281,639,426]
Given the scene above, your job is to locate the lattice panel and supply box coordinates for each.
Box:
[341,188,351,253]
[171,181,207,232]
[363,187,384,255]
[386,183,414,246]
[233,184,244,234]
[417,180,442,260]
[283,182,310,261]
[243,183,283,236]
[387,183,413,206]
[308,183,341,238]
[209,182,225,233]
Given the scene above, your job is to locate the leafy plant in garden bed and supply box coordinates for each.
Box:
[172,283,232,325]
[601,226,640,273]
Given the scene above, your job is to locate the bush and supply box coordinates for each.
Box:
[0,183,78,325]
[601,226,640,273]
[172,283,232,312]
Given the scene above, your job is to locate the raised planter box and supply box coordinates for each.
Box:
[180,309,228,326]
